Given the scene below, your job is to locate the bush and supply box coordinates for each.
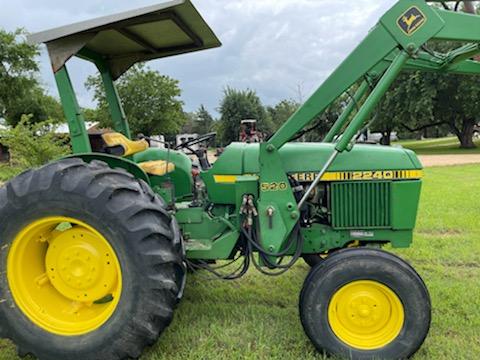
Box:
[0,115,70,169]
[0,164,22,182]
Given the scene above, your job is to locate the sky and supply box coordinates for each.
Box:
[0,0,398,116]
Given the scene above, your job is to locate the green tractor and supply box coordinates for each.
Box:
[1,0,479,359]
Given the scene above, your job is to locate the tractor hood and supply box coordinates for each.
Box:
[210,142,422,176]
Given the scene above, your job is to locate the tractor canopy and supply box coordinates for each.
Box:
[28,0,222,79]
[25,0,221,155]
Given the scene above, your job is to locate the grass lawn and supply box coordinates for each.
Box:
[1,165,480,359]
[396,136,480,155]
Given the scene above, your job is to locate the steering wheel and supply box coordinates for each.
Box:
[175,132,217,170]
[174,132,217,151]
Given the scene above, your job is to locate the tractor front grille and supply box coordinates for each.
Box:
[330,182,391,229]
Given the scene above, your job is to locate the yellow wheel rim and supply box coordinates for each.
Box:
[328,280,404,350]
[7,217,122,336]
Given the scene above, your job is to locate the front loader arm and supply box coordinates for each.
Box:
[447,59,480,74]
[434,8,480,41]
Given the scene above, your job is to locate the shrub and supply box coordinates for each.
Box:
[0,164,22,182]
[0,115,70,169]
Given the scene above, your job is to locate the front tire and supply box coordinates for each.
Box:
[0,159,185,360]
[300,248,431,359]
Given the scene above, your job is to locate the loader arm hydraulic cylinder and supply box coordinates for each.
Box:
[335,50,409,152]
[323,80,370,143]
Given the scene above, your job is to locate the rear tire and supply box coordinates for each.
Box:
[300,248,431,360]
[0,158,186,360]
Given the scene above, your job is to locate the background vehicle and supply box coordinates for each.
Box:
[1,1,479,359]
[176,133,199,152]
[149,135,166,148]
[357,130,399,143]
[239,119,263,143]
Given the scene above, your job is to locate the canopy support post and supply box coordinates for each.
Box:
[55,66,92,154]
[96,60,132,139]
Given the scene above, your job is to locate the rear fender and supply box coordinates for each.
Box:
[64,153,150,185]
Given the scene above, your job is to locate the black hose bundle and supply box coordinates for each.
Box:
[243,224,304,276]
[187,217,304,279]
[186,250,250,280]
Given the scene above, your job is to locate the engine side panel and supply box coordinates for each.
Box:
[200,142,422,251]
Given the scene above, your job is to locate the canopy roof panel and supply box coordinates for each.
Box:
[28,0,221,79]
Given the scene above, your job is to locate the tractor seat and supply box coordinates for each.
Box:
[138,160,175,176]
[102,132,149,156]
[101,132,175,177]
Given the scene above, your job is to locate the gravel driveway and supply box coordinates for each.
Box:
[419,154,480,167]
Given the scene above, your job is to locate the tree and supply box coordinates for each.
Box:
[0,28,63,126]
[7,88,65,125]
[218,87,272,144]
[371,72,437,145]
[267,99,300,131]
[302,98,346,142]
[180,112,197,134]
[181,105,215,135]
[0,28,38,119]
[371,42,480,148]
[433,72,479,148]
[263,96,346,143]
[86,64,186,136]
[194,105,215,134]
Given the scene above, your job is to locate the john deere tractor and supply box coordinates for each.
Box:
[1,1,479,359]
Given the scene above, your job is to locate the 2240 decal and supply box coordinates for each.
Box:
[290,170,423,182]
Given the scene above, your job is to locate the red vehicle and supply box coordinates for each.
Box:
[239,119,263,143]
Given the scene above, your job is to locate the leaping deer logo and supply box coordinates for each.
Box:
[402,14,421,32]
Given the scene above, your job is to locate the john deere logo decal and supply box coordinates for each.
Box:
[398,7,426,35]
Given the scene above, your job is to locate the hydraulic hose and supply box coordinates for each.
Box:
[244,223,305,276]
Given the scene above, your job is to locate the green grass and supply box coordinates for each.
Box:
[1,165,480,359]
[395,136,480,155]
